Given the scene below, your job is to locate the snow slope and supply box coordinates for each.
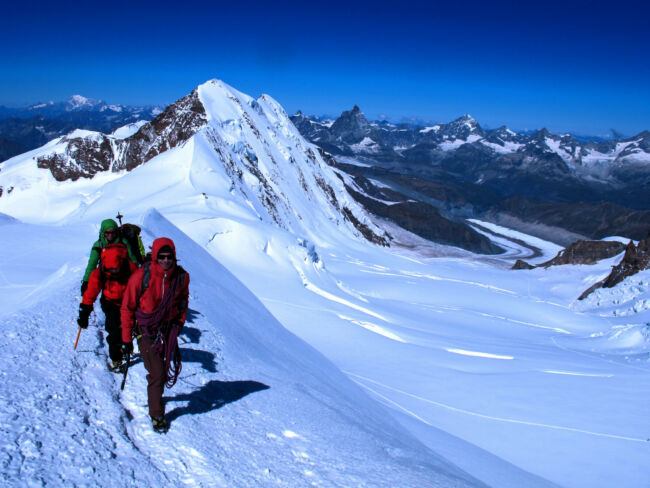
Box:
[1,79,649,488]
[0,211,483,487]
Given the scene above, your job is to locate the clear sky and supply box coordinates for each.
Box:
[2,0,649,136]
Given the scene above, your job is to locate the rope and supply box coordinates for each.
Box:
[135,269,184,388]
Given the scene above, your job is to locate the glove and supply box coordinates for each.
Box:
[80,281,88,295]
[77,303,92,329]
[122,342,134,355]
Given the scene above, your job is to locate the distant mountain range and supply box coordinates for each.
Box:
[2,91,649,249]
[291,108,650,244]
[0,96,164,161]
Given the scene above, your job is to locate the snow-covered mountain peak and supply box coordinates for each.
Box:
[66,94,102,111]
[0,80,389,246]
[196,79,256,123]
[28,101,54,110]
[456,113,477,125]
[440,114,484,141]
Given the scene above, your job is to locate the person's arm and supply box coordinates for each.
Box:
[82,242,101,282]
[78,268,102,328]
[120,270,142,343]
[82,269,103,306]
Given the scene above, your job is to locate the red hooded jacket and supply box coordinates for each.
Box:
[82,243,138,306]
[120,237,190,343]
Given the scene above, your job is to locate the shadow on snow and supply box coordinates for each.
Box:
[165,380,270,423]
[181,347,218,373]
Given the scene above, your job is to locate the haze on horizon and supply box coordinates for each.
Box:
[2,0,649,137]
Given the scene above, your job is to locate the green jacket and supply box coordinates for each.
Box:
[82,219,139,282]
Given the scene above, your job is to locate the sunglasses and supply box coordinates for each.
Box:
[104,229,117,235]
[157,254,174,261]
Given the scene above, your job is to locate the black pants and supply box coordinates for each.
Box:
[100,295,123,362]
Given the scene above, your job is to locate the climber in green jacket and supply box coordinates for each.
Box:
[81,218,141,294]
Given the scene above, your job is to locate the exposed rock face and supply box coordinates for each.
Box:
[511,259,535,270]
[292,109,650,243]
[579,234,650,299]
[512,239,625,271]
[0,98,164,162]
[329,106,371,144]
[539,240,626,267]
[490,196,650,242]
[601,237,650,288]
[35,91,207,181]
[344,175,502,254]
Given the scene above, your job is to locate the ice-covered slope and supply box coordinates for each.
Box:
[0,211,484,487]
[0,79,388,245]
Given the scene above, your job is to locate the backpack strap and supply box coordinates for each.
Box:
[138,261,152,306]
[175,266,188,317]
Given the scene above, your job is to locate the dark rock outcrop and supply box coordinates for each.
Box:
[511,259,535,270]
[579,233,650,299]
[35,91,207,181]
[0,99,163,162]
[539,240,626,267]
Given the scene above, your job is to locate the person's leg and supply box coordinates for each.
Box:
[100,296,123,363]
[137,336,166,419]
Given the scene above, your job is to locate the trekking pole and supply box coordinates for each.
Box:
[73,327,82,350]
[120,352,131,391]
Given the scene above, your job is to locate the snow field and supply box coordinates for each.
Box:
[0,212,484,487]
[1,79,649,487]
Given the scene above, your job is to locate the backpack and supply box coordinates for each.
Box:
[98,243,130,281]
[119,223,145,264]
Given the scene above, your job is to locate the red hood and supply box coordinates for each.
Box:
[151,237,177,274]
[152,237,176,260]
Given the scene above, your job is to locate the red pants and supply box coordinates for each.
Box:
[137,336,165,418]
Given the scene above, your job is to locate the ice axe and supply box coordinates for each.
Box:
[73,326,82,350]
[116,211,123,226]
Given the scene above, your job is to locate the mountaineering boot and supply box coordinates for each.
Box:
[152,416,168,434]
[108,359,123,373]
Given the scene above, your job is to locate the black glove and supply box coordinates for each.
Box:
[80,281,88,295]
[122,342,134,355]
[77,303,92,329]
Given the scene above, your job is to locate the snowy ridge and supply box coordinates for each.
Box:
[195,80,387,244]
[0,210,481,487]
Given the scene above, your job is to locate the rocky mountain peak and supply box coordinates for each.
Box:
[636,130,650,141]
[531,128,552,140]
[33,89,207,180]
[330,105,371,143]
[441,114,483,139]
[579,234,650,299]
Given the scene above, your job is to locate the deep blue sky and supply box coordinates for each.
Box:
[2,0,649,135]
